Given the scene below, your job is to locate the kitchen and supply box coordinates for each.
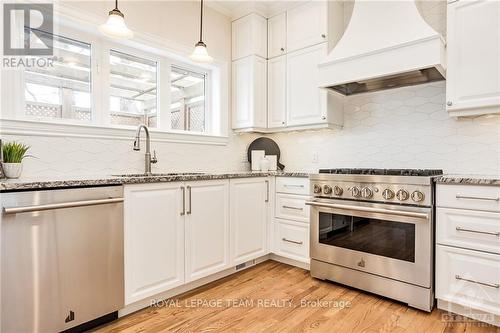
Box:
[0,0,499,332]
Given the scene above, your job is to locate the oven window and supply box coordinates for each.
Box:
[318,212,415,262]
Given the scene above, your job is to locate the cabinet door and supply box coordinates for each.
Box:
[232,56,267,129]
[287,43,327,126]
[287,1,327,52]
[267,55,287,128]
[124,183,184,305]
[230,177,269,264]
[268,12,287,58]
[185,180,230,282]
[232,13,267,60]
[446,0,500,113]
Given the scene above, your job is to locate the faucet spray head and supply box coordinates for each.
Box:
[133,137,140,151]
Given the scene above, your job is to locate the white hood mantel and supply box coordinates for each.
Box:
[319,0,446,95]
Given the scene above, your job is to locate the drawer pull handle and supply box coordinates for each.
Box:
[455,275,500,289]
[284,184,305,188]
[282,205,303,211]
[282,238,303,245]
[456,226,500,237]
[456,195,500,202]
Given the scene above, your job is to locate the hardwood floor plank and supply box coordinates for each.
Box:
[93,261,499,333]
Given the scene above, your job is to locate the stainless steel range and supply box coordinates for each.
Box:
[306,168,443,312]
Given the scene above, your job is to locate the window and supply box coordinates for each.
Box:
[24,29,92,122]
[5,23,225,140]
[170,66,207,133]
[109,50,158,128]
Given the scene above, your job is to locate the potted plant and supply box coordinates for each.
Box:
[2,142,30,179]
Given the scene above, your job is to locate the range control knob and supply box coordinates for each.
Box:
[333,186,343,196]
[313,184,322,194]
[382,189,395,200]
[350,186,361,198]
[396,189,410,201]
[323,185,332,195]
[411,190,425,202]
[361,187,373,199]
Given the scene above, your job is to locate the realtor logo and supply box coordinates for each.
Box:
[3,3,53,56]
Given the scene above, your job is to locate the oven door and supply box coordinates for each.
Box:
[307,198,432,288]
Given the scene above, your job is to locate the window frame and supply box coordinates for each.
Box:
[0,8,227,146]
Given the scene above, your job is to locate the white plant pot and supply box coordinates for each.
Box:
[2,162,23,179]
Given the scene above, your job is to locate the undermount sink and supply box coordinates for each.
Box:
[112,172,205,178]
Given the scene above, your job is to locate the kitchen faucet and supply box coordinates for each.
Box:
[133,125,157,175]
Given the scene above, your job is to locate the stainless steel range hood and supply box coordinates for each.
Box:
[319,0,446,95]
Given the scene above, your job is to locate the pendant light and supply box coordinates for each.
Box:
[99,0,133,39]
[190,0,213,63]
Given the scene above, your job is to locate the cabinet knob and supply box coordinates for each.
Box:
[280,47,285,52]
[281,121,285,125]
[321,34,326,38]
[321,116,326,120]
[447,101,453,106]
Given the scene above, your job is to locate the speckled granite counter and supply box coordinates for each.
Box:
[435,175,500,186]
[0,171,310,192]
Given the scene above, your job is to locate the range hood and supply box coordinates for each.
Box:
[319,0,446,95]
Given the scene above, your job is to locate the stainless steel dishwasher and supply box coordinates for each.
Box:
[1,186,124,333]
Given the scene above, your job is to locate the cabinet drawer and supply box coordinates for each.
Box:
[276,177,309,195]
[276,220,309,261]
[275,193,309,223]
[437,184,500,212]
[437,208,500,254]
[436,245,500,316]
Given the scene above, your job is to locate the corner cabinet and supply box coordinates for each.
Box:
[230,177,269,265]
[232,13,267,60]
[446,0,500,116]
[124,183,185,305]
[232,56,267,130]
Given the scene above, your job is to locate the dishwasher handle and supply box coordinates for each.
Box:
[3,197,124,215]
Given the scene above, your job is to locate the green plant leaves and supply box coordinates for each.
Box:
[2,142,30,163]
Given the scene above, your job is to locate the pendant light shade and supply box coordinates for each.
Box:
[190,0,213,63]
[99,0,133,39]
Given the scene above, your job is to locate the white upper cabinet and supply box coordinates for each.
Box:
[286,1,328,53]
[267,55,287,128]
[230,177,269,265]
[124,183,184,305]
[446,0,500,116]
[268,12,287,58]
[232,56,267,129]
[232,13,268,60]
[287,43,343,127]
[185,180,230,282]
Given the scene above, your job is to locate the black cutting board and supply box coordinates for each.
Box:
[247,137,285,170]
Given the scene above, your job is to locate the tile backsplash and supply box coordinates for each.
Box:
[2,81,500,177]
[269,81,500,175]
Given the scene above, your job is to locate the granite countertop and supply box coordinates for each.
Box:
[0,171,310,192]
[435,174,500,186]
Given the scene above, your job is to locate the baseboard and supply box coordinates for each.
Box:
[269,254,310,270]
[437,300,500,327]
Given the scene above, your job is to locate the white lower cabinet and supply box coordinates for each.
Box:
[436,245,500,316]
[230,177,269,265]
[124,179,230,305]
[124,183,185,305]
[436,184,500,326]
[274,219,309,263]
[185,180,230,282]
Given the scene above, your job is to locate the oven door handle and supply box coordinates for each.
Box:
[305,201,429,219]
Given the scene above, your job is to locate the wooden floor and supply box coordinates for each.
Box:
[93,261,499,333]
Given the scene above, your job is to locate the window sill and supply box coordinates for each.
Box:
[0,118,229,146]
